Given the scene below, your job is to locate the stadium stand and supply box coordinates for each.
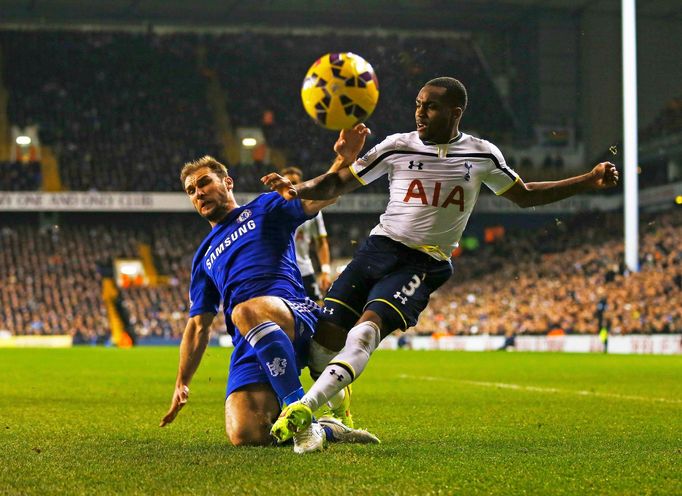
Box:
[0,221,137,342]
[0,29,510,193]
[0,161,41,190]
[1,28,680,343]
[1,30,221,192]
[121,217,223,341]
[417,209,682,336]
[208,31,512,168]
[4,29,681,196]
[1,209,680,341]
[0,214,228,342]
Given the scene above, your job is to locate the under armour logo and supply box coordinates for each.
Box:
[322,307,334,315]
[329,368,344,382]
[266,357,287,377]
[408,161,423,170]
[464,162,473,182]
[393,291,407,305]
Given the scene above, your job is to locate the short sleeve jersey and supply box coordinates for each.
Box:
[349,131,519,260]
[188,192,311,335]
[293,212,328,277]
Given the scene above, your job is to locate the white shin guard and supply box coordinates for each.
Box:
[302,321,381,412]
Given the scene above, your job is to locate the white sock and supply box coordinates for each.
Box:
[301,321,381,412]
[308,339,346,410]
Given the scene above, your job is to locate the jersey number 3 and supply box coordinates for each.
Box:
[403,180,464,211]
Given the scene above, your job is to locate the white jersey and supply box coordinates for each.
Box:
[294,212,328,277]
[349,131,518,260]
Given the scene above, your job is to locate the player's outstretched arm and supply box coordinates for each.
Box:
[160,312,215,427]
[502,161,619,208]
[262,169,360,202]
[261,124,370,202]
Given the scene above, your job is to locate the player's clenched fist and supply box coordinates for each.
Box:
[589,162,619,189]
[261,173,298,200]
[160,384,189,427]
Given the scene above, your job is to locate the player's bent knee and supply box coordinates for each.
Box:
[363,305,406,338]
[231,297,292,337]
[227,427,271,447]
[227,427,272,447]
[231,300,261,334]
[225,385,279,447]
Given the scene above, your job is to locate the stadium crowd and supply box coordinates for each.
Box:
[0,221,139,343]
[1,30,221,192]
[641,96,682,142]
[120,218,225,340]
[0,161,41,190]
[416,209,682,336]
[3,28,677,197]
[1,29,509,193]
[2,209,680,341]
[1,28,681,342]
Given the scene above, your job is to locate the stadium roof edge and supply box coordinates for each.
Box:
[0,22,472,39]
[1,0,680,27]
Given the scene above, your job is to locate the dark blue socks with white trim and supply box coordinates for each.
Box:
[244,321,304,406]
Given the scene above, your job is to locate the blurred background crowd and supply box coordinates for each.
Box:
[1,29,680,193]
[417,210,682,337]
[1,208,680,342]
[1,27,681,344]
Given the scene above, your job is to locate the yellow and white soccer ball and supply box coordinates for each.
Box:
[301,52,379,130]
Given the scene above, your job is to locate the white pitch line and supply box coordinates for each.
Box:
[398,374,682,405]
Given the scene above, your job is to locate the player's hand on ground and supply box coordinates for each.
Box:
[160,384,189,427]
[589,162,619,189]
[261,173,298,200]
[334,123,371,161]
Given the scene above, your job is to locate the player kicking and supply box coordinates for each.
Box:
[262,77,619,451]
[160,156,378,453]
[280,166,354,426]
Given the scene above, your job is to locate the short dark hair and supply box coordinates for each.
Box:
[280,166,303,178]
[180,155,228,185]
[425,77,467,111]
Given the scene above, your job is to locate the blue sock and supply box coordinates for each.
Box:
[244,321,305,406]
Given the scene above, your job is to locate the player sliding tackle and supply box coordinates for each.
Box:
[160,156,378,453]
[262,76,619,452]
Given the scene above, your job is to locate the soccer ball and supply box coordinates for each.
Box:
[301,52,379,130]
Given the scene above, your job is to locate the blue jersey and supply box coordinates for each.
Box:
[188,192,312,335]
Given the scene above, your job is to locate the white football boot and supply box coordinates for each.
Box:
[318,416,380,444]
[293,422,326,454]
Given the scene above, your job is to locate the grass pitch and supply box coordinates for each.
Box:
[1,347,680,495]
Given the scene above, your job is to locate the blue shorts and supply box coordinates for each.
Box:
[226,297,320,398]
[322,235,453,331]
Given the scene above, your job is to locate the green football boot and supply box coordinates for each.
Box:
[330,385,354,428]
[270,402,313,443]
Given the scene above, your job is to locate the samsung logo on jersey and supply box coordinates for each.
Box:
[206,219,256,270]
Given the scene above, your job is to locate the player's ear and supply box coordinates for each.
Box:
[452,106,464,120]
[223,175,234,191]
